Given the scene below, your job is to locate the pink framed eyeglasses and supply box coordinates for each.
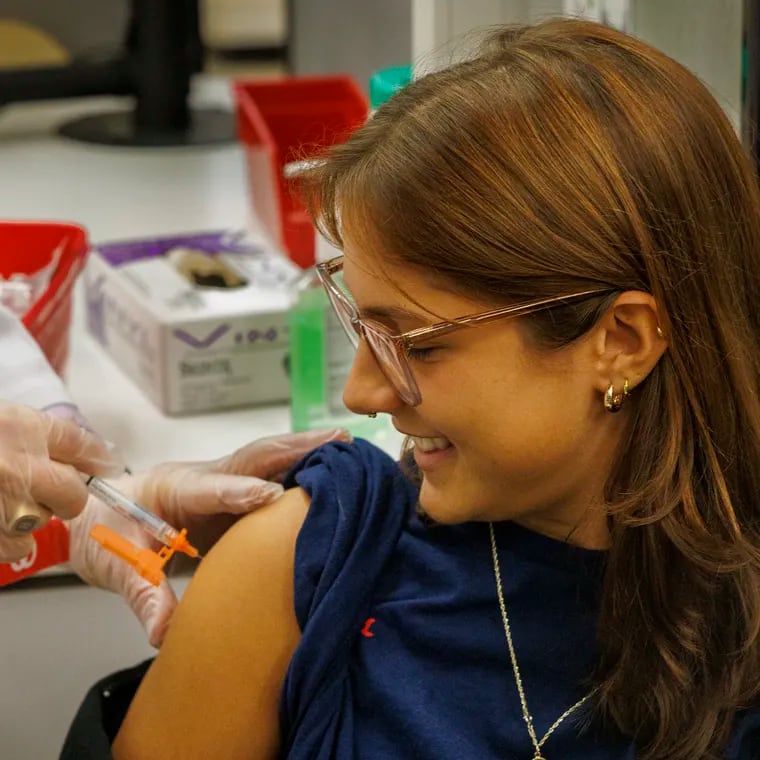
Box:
[316,255,613,406]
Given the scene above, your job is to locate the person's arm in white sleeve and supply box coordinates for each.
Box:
[0,305,117,560]
[0,302,120,561]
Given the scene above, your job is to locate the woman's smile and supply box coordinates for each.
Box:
[410,435,455,470]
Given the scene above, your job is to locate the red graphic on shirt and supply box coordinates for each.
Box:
[361,617,376,637]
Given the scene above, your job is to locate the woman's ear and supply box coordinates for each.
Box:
[591,291,668,394]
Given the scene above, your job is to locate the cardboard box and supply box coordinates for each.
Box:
[84,231,300,414]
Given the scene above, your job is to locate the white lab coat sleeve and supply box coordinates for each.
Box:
[0,304,73,410]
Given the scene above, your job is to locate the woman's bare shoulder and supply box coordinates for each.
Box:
[113,487,311,760]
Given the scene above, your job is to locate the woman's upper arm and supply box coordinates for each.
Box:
[113,487,310,760]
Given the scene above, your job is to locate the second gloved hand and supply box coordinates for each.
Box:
[67,428,350,647]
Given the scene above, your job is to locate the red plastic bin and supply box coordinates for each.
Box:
[234,75,368,269]
[0,221,88,375]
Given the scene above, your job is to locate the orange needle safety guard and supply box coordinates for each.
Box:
[90,525,197,587]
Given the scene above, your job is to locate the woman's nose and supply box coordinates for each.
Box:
[342,341,405,415]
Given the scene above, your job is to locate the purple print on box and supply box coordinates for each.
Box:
[172,324,231,349]
[96,231,256,267]
[86,276,156,360]
[233,327,279,344]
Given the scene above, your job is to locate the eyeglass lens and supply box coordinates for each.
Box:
[323,281,419,405]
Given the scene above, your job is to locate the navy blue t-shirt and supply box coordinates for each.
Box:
[279,439,760,759]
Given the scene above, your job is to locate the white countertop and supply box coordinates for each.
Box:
[0,81,295,471]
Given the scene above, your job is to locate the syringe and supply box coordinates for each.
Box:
[83,475,200,559]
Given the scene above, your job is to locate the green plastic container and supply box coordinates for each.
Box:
[288,273,353,431]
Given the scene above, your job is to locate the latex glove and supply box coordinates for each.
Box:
[0,401,119,562]
[68,428,350,647]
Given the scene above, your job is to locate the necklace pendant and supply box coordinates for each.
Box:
[532,755,546,760]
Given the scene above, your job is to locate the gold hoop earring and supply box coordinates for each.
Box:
[367,412,377,419]
[656,326,664,339]
[604,379,630,413]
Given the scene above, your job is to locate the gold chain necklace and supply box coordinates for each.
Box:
[488,522,594,760]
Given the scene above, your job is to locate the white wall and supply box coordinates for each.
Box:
[633,0,742,130]
[411,0,743,130]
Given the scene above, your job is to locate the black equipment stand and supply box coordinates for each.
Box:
[0,0,235,147]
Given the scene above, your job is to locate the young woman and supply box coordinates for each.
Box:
[112,18,760,760]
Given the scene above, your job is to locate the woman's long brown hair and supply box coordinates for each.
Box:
[298,18,760,759]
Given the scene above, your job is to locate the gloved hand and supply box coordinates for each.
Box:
[68,428,350,647]
[0,401,119,562]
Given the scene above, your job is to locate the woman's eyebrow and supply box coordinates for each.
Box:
[357,304,428,324]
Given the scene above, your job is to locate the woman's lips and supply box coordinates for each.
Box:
[410,436,454,470]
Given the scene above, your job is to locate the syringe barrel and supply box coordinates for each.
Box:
[85,476,178,547]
